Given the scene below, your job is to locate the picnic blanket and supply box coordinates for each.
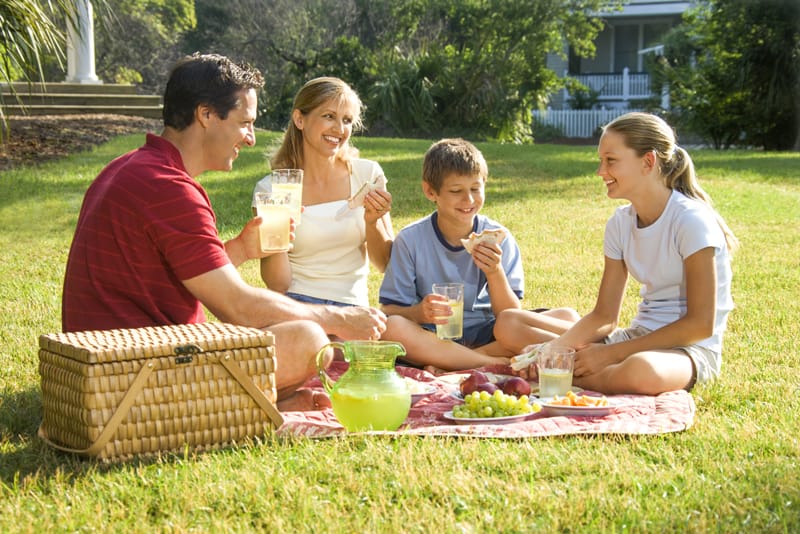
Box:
[277,362,696,438]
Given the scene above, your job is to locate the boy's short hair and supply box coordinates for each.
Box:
[422,138,488,192]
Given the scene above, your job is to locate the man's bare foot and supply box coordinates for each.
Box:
[277,388,332,412]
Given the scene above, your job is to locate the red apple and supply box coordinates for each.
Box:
[474,382,499,394]
[460,371,490,396]
[501,376,532,397]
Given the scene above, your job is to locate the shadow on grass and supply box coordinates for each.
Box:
[0,387,180,483]
[0,386,82,482]
[694,150,800,185]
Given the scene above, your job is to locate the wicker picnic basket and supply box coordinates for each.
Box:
[37,322,284,461]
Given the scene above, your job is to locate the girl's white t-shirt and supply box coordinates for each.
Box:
[253,159,386,306]
[603,190,733,352]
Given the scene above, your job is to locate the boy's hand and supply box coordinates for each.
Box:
[471,242,503,275]
[420,293,452,325]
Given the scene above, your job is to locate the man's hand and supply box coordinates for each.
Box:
[225,217,296,267]
[324,306,388,341]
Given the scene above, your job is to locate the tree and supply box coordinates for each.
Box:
[184,0,610,141]
[657,0,800,150]
[1,0,76,85]
[94,0,195,92]
[1,0,108,135]
[372,0,608,141]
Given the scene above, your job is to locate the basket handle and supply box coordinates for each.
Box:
[38,361,155,456]
[220,354,284,428]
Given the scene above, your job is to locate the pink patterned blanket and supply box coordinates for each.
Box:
[277,362,695,438]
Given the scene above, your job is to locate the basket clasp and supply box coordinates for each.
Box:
[174,343,202,364]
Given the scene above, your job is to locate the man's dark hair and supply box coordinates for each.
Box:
[162,53,265,130]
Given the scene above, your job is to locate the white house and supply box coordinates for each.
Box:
[535,0,693,137]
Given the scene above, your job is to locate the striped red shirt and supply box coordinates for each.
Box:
[62,134,230,332]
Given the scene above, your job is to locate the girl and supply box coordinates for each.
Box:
[253,77,394,307]
[495,112,738,395]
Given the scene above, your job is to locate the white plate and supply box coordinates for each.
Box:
[539,398,624,417]
[442,410,534,425]
[534,386,583,401]
[411,386,437,404]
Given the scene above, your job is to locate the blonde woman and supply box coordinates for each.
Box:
[495,112,738,395]
[253,77,394,307]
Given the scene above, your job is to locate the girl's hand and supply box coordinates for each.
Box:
[509,344,543,381]
[471,242,502,275]
[572,343,620,378]
[363,190,392,223]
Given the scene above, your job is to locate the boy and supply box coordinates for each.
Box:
[378,138,523,370]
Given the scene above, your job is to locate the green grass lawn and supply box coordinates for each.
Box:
[0,131,798,532]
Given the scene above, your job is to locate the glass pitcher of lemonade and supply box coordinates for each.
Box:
[316,340,411,432]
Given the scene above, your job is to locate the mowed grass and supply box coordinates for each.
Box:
[0,131,798,532]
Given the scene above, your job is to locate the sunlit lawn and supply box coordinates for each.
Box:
[0,130,798,532]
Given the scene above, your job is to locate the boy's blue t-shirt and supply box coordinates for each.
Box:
[379,212,524,338]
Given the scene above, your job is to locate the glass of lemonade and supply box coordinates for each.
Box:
[432,283,464,340]
[537,345,576,398]
[270,169,303,223]
[254,191,292,253]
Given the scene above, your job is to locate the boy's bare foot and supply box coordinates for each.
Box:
[277,388,332,412]
[423,365,447,375]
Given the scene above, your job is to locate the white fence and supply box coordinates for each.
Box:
[571,69,652,101]
[532,108,636,138]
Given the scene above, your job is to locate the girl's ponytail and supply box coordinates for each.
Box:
[604,113,739,253]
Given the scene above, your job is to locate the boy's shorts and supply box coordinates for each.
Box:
[422,319,496,348]
[604,326,721,390]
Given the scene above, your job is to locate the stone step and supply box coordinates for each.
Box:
[1,82,140,95]
[1,104,162,119]
[1,82,162,119]
[4,93,161,106]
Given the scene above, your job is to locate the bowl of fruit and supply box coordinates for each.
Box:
[445,389,541,424]
[458,370,533,398]
[445,371,541,424]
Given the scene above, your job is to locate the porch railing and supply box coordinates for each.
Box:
[568,68,652,102]
[532,108,637,138]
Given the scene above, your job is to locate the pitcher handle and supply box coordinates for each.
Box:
[316,341,344,394]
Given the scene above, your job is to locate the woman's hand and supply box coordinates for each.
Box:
[363,189,392,223]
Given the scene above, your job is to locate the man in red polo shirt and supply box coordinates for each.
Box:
[62,53,386,410]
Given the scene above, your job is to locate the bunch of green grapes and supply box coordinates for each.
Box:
[452,390,539,418]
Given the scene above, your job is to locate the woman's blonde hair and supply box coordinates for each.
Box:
[604,112,739,252]
[270,77,363,170]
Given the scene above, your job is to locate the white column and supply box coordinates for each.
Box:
[661,83,671,110]
[622,67,630,102]
[66,0,101,84]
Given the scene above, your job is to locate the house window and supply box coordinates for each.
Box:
[568,27,613,74]
[644,22,671,49]
[613,25,640,72]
